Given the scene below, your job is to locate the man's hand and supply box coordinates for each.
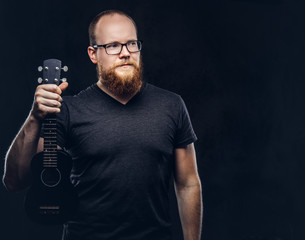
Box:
[31,82,68,120]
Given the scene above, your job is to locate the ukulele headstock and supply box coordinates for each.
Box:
[37,59,68,85]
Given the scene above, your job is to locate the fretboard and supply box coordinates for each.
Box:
[43,114,57,168]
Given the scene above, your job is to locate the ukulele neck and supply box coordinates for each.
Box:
[43,114,57,168]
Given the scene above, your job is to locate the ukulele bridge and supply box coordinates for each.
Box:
[39,206,60,215]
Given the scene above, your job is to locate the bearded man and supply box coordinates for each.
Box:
[3,10,202,240]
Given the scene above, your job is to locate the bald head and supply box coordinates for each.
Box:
[88,10,138,46]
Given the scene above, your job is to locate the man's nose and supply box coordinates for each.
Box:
[119,45,130,58]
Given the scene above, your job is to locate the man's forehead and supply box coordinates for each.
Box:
[97,13,132,25]
[95,14,137,43]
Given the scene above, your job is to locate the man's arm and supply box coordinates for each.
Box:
[3,116,43,192]
[2,82,68,192]
[174,143,202,240]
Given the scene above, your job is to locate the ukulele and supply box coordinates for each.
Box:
[24,59,78,225]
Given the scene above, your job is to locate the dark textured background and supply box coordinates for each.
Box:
[1,0,305,239]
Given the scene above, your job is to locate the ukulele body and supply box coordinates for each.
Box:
[24,150,78,225]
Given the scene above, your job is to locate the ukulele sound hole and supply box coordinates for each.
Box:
[41,168,61,187]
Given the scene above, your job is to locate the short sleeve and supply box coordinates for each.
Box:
[174,96,197,148]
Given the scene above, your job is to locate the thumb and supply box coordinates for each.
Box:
[59,81,69,92]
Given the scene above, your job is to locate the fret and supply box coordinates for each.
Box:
[42,165,58,169]
[44,149,57,152]
[43,164,57,167]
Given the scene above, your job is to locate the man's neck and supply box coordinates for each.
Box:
[96,81,139,105]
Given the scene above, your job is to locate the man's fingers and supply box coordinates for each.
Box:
[37,84,64,95]
[36,98,62,108]
[59,82,68,92]
[36,82,68,96]
[35,89,63,102]
[35,104,61,115]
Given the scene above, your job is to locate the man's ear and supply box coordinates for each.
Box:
[88,46,98,64]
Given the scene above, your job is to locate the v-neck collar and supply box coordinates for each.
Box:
[92,82,147,107]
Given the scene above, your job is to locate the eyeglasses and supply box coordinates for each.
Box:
[92,40,143,55]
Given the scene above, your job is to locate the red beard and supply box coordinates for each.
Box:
[97,58,143,99]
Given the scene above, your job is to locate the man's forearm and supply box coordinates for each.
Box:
[3,114,42,191]
[175,182,203,240]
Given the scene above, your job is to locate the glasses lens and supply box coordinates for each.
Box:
[127,41,141,52]
[105,43,122,54]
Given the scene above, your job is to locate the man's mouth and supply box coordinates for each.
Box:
[118,64,134,68]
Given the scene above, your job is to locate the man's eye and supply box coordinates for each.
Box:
[128,41,137,46]
[107,44,120,49]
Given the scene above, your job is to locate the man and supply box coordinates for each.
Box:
[3,10,202,240]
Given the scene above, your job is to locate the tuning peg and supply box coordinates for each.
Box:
[61,78,67,82]
[62,66,68,72]
[38,66,49,71]
[38,77,43,84]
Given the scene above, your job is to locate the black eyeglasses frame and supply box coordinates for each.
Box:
[92,40,143,55]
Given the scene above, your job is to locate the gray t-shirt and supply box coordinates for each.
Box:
[52,82,197,240]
